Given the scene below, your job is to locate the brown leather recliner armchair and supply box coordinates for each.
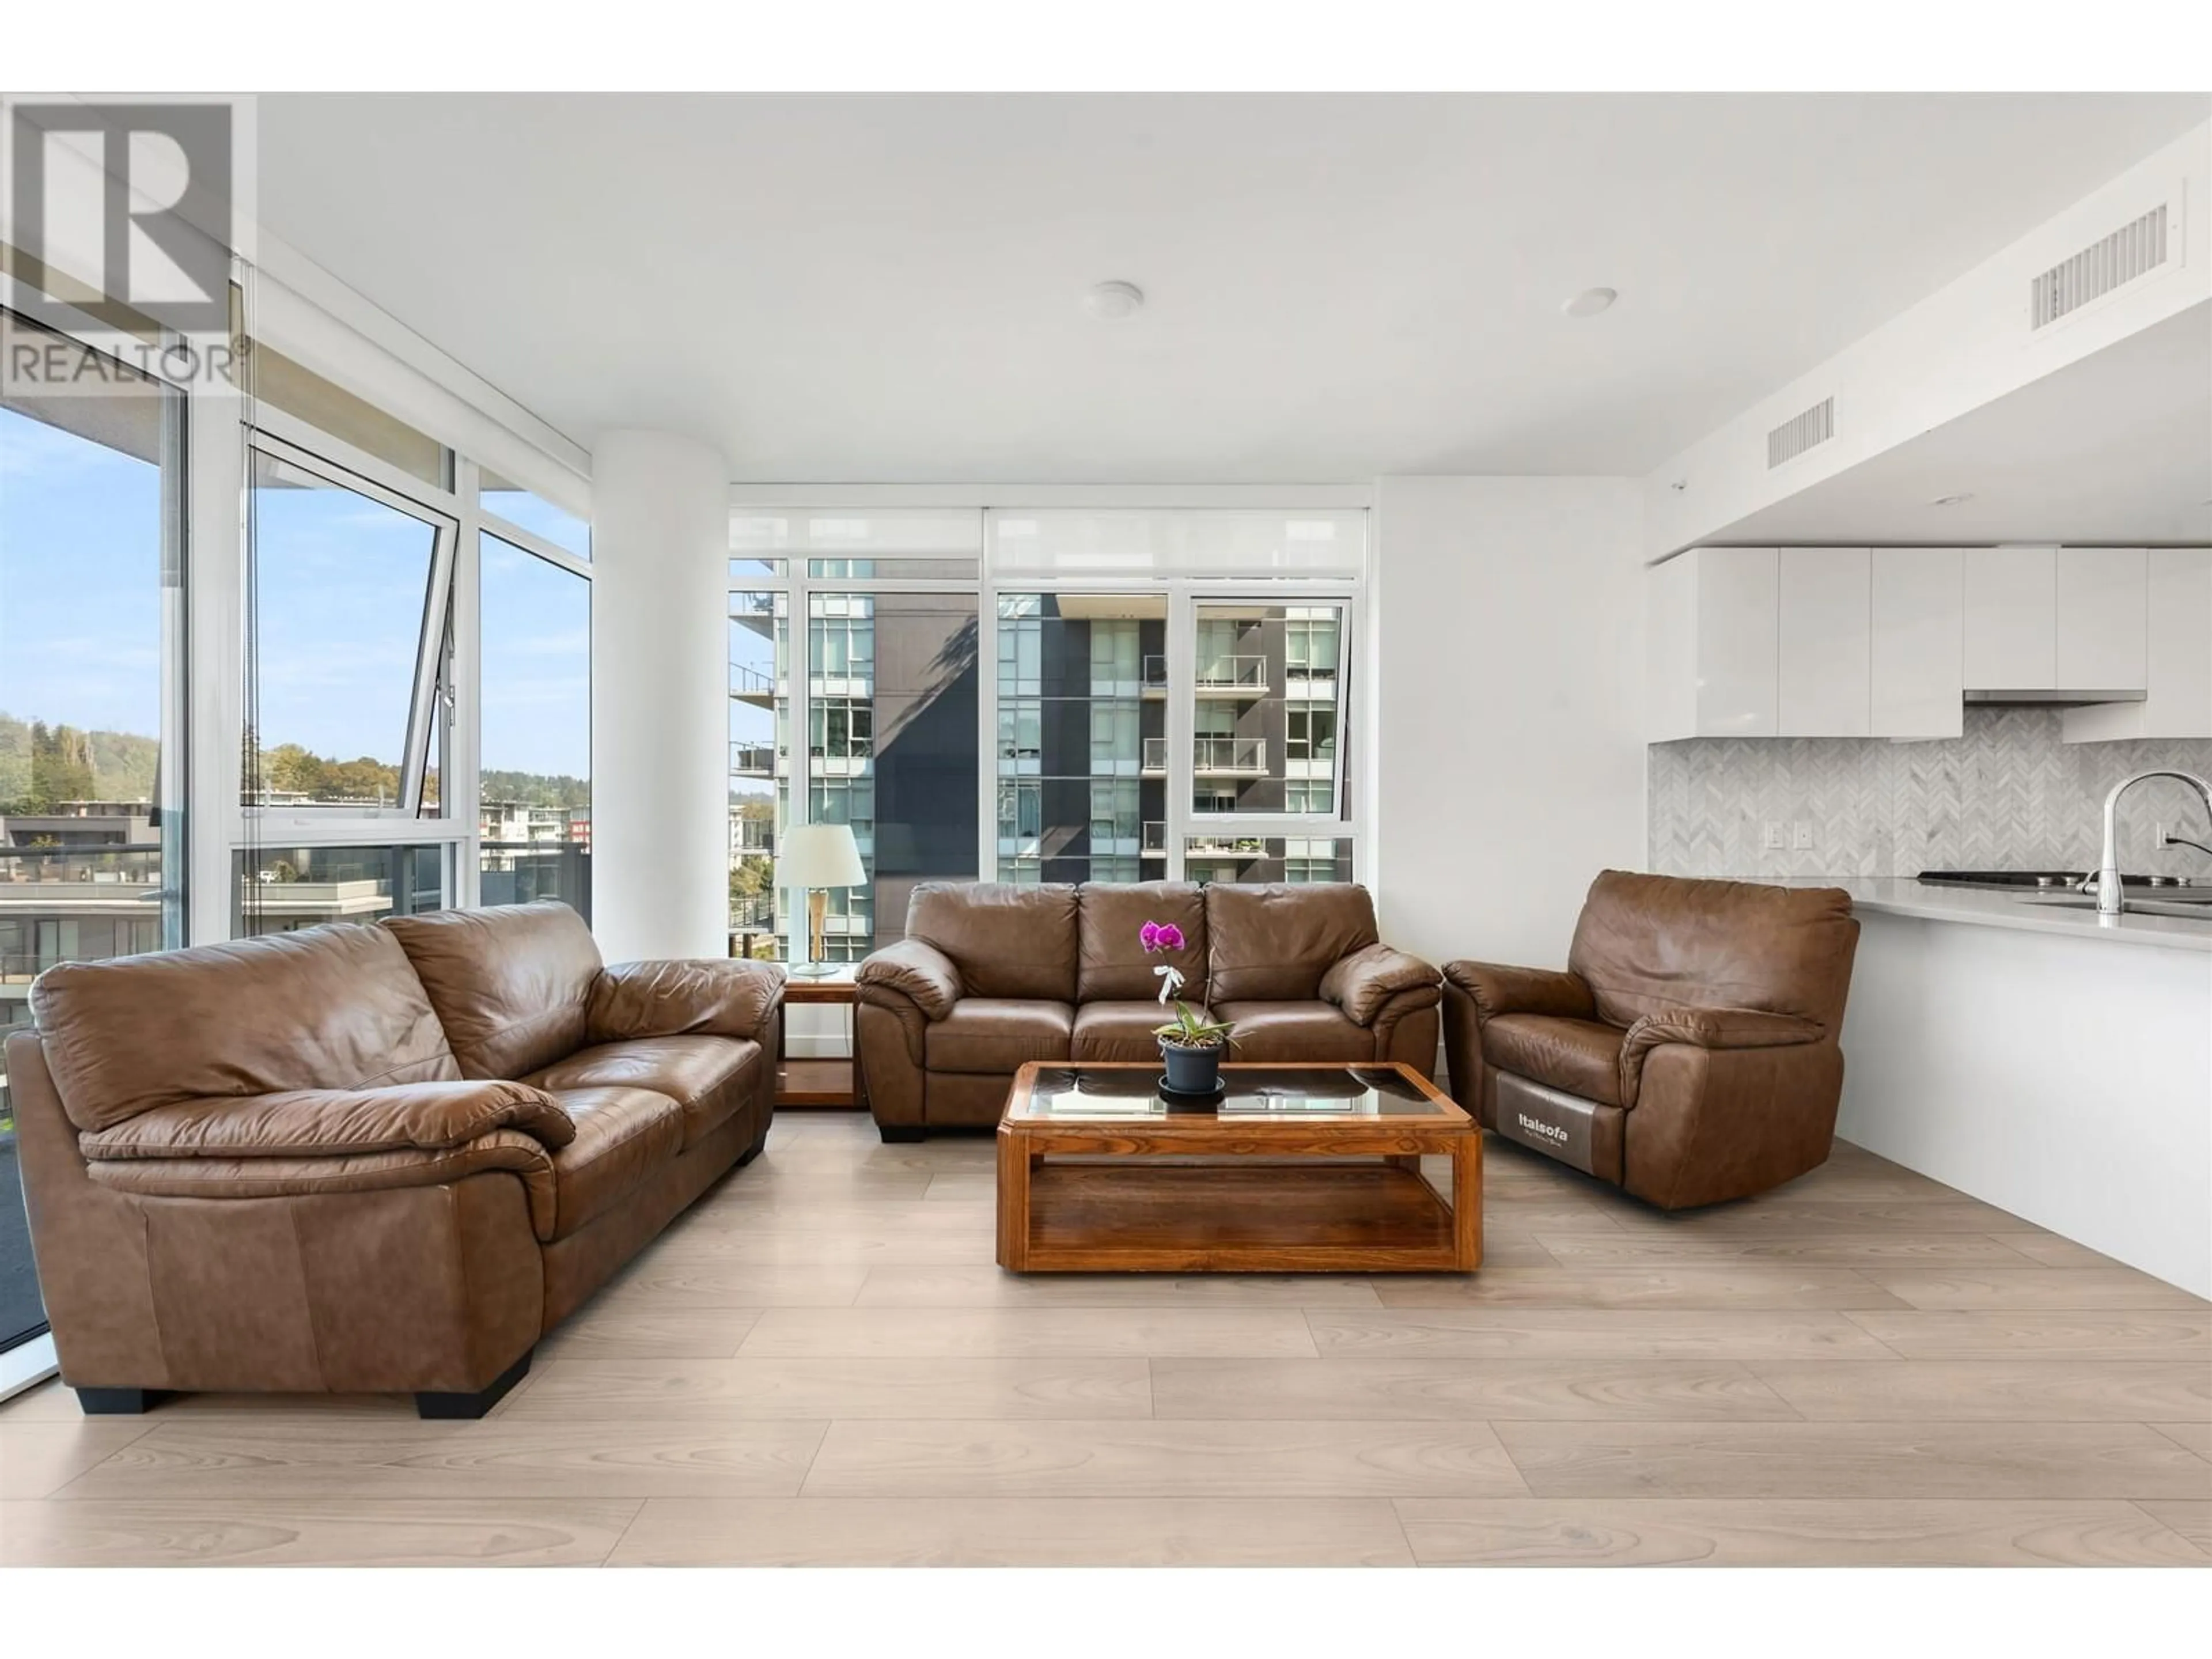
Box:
[856,880,1441,1140]
[10,902,783,1418]
[1442,872,1859,1209]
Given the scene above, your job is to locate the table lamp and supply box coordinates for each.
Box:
[779,822,866,976]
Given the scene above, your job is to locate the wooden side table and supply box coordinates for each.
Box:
[777,966,866,1109]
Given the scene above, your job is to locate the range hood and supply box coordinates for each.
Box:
[1964,689,2149,707]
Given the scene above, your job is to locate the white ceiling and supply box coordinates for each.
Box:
[1717,302,2212,547]
[256,93,2210,482]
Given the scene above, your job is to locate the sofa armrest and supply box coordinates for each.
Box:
[77,1079,576,1160]
[1618,1007,1825,1106]
[1320,943,1441,1027]
[84,1130,561,1240]
[589,957,787,1046]
[856,938,964,1021]
[1442,961,1596,1024]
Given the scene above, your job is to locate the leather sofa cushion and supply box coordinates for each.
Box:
[1071,1000,1188,1063]
[1206,884,1378,1002]
[29,923,459,1134]
[525,1036,760,1150]
[1211,1000,1372,1063]
[925,999,1073,1073]
[1568,870,1858,1032]
[1481,1013,1626,1107]
[588,959,784,1046]
[1076,881,1208,1003]
[542,1086,686,1241]
[385,902,604,1080]
[907,882,1079,1002]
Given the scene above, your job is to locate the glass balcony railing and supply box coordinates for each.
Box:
[1194,654,1268,695]
[1141,820,1167,855]
[1195,736,1266,774]
[731,743,780,777]
[479,842,592,916]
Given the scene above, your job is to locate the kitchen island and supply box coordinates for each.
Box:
[1824,878,2211,1297]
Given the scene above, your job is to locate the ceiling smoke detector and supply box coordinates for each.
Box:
[1562,287,1618,319]
[1931,493,1976,507]
[1084,281,1145,321]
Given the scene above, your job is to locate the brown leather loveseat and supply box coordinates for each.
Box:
[1442,872,1859,1209]
[856,880,1441,1139]
[9,901,783,1418]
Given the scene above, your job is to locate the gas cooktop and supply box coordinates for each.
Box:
[1916,869,2196,889]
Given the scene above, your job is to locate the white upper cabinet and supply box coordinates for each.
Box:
[2054,547,2149,692]
[1870,548,1964,739]
[1963,546,2058,690]
[2063,548,2212,742]
[1646,547,1777,741]
[1649,544,2171,746]
[1778,547,1870,736]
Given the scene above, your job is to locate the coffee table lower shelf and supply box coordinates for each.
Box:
[998,1161,1479,1273]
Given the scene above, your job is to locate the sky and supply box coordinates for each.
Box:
[1,404,592,784]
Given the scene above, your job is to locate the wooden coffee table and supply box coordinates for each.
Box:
[996,1062,1480,1273]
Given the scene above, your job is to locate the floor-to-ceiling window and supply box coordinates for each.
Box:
[995,592,1166,882]
[0,309,188,1361]
[731,514,983,962]
[478,522,592,916]
[734,505,1368,922]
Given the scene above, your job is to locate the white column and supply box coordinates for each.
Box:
[590,430,729,962]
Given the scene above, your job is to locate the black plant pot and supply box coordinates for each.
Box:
[1160,1039,1225,1096]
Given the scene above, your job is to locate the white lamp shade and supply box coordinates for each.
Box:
[780,822,866,889]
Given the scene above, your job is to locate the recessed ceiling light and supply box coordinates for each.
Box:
[1931,493,1975,507]
[1562,287,1618,319]
[1084,281,1145,321]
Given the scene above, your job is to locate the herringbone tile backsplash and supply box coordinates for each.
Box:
[1649,708,2212,880]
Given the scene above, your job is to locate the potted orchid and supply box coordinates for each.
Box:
[1141,918,1234,1094]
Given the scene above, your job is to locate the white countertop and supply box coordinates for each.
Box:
[1811,878,2212,953]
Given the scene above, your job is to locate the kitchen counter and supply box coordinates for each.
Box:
[1820,880,2211,1297]
[1796,877,2212,952]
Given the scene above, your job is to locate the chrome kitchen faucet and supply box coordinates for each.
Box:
[2086,771,2212,917]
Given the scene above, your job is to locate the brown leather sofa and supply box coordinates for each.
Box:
[856,880,1441,1139]
[9,902,782,1418]
[1442,872,1859,1209]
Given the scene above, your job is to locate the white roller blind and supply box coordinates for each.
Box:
[729,507,984,558]
[987,509,1367,579]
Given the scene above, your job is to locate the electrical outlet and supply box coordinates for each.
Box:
[1793,821,1815,850]
[1763,821,1786,850]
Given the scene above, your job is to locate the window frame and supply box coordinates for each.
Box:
[241,424,461,828]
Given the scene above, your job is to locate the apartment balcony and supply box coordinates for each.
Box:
[1285,667,1339,700]
[1195,736,1266,775]
[729,595,779,638]
[1196,654,1268,698]
[1137,654,1271,698]
[731,818,775,854]
[730,743,781,778]
[1139,736,1268,777]
[729,662,782,706]
[1186,834,1266,857]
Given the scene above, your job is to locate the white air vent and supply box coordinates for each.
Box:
[1766,397,1834,469]
[2031,203,2170,330]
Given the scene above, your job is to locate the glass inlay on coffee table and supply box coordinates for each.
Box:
[996,1063,1480,1273]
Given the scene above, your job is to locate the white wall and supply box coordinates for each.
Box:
[1372,476,1647,971]
[590,430,732,963]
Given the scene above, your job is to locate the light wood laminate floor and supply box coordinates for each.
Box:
[2,1113,2207,1567]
